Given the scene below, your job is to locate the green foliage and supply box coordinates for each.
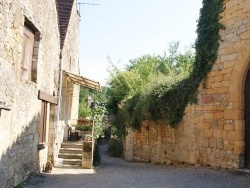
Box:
[93,105,106,139]
[78,101,92,118]
[78,87,92,118]
[79,86,108,118]
[106,0,224,130]
[111,126,118,137]
[108,139,123,157]
[96,86,108,102]
[93,144,101,166]
[75,124,92,131]
[78,85,108,141]
[107,42,195,129]
[110,110,128,137]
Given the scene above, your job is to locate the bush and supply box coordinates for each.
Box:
[75,124,92,131]
[108,139,123,157]
[93,144,101,166]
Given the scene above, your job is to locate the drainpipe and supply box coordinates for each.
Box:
[55,52,63,158]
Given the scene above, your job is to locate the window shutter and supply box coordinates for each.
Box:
[21,25,35,80]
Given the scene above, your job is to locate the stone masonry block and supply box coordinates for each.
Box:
[240,31,250,39]
[222,131,227,139]
[209,138,217,148]
[236,10,247,20]
[234,146,244,155]
[204,113,214,119]
[227,130,244,140]
[234,120,245,131]
[225,46,234,54]
[216,138,224,149]
[214,75,223,82]
[212,81,222,88]
[221,68,232,75]
[229,92,242,102]
[213,130,222,138]
[234,40,246,52]
[224,110,243,119]
[223,81,230,86]
[223,16,234,27]
[243,4,250,13]
[224,74,231,81]
[232,101,243,110]
[82,161,92,169]
[224,124,234,131]
[226,0,234,8]
[235,141,245,146]
[224,61,235,68]
[221,55,228,62]
[218,87,229,94]
[227,53,237,61]
[234,0,244,5]
[203,105,217,111]
[82,152,92,160]
[204,129,213,138]
[213,112,224,119]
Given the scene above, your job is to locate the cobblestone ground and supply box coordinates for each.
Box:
[19,144,250,188]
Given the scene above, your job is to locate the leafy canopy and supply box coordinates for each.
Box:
[106,0,224,130]
[107,42,195,128]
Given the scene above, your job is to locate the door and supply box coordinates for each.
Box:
[244,68,250,168]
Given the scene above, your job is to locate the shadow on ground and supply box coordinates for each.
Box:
[19,144,250,188]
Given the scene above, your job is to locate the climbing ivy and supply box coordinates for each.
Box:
[93,105,106,139]
[164,0,225,125]
[108,0,225,130]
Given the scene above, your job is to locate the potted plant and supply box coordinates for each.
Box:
[75,124,92,140]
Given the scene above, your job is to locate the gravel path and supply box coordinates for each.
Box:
[19,144,250,188]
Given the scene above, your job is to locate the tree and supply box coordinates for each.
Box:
[78,87,92,118]
[106,41,195,132]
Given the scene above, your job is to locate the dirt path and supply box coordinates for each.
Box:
[19,144,250,188]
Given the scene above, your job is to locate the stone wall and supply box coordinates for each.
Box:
[124,106,196,165]
[0,0,80,187]
[62,0,80,124]
[59,1,80,142]
[124,0,250,169]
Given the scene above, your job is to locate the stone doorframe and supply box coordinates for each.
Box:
[229,39,250,168]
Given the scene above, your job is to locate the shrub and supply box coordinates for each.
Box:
[108,139,123,157]
[75,124,92,131]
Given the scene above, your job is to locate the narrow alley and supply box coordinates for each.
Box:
[19,144,250,188]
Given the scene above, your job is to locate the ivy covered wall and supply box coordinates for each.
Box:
[124,0,250,169]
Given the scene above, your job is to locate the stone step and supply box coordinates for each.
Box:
[61,142,83,149]
[58,153,82,159]
[60,165,82,169]
[63,159,82,166]
[59,148,82,154]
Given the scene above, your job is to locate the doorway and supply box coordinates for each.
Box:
[244,68,250,168]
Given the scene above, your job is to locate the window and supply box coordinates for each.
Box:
[21,18,40,83]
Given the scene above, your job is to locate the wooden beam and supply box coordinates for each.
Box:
[38,90,58,104]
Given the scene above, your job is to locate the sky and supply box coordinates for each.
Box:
[78,0,203,86]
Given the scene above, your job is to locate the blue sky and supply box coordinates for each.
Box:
[78,0,203,85]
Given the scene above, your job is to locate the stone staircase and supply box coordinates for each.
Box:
[58,141,83,168]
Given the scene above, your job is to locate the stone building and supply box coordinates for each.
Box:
[124,0,250,169]
[0,0,86,187]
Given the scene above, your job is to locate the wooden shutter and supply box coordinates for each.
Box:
[21,25,35,80]
[39,101,47,143]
